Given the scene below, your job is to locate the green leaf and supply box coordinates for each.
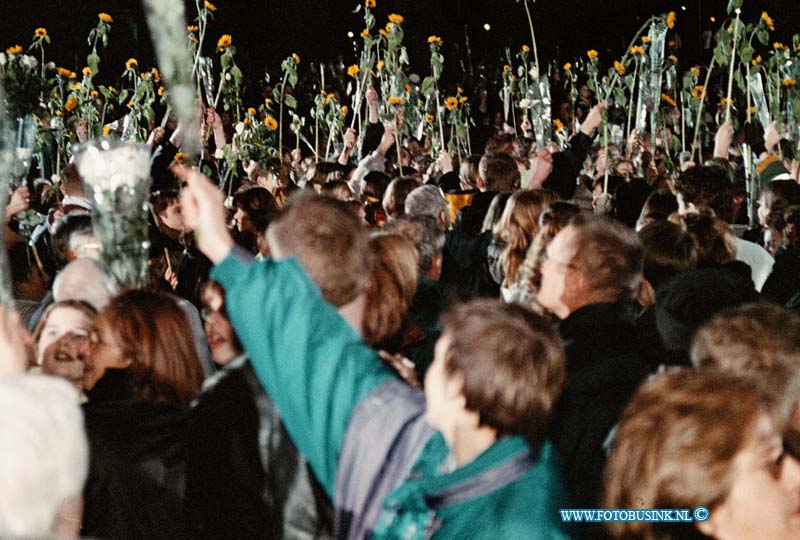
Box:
[221,53,231,70]
[231,65,243,86]
[353,4,362,13]
[289,73,298,88]
[284,94,297,109]
[727,0,743,15]
[118,89,129,105]
[87,29,97,47]
[713,45,729,67]
[739,44,754,64]
[421,76,435,97]
[756,28,770,46]
[87,53,100,76]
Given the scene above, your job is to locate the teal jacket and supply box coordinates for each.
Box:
[212,249,573,539]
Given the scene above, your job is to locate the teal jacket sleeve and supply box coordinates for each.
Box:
[211,248,393,497]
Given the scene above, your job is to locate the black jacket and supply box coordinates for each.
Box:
[552,302,651,510]
[82,370,191,540]
[185,356,332,540]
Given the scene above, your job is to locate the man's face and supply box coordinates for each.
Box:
[159,201,184,232]
[537,225,579,320]
[424,333,464,437]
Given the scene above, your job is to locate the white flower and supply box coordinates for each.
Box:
[0,54,6,67]
[519,99,531,109]
[20,55,38,70]
[225,73,231,81]
[234,122,245,135]
[214,148,225,160]
[51,174,61,184]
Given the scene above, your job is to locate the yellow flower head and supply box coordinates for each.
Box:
[522,45,530,53]
[563,62,572,71]
[325,93,335,105]
[90,90,99,98]
[347,64,360,78]
[189,35,199,44]
[152,67,161,82]
[761,11,775,31]
[98,12,113,23]
[379,28,388,38]
[554,118,565,133]
[365,0,376,8]
[68,82,81,91]
[405,84,411,93]
[692,85,704,99]
[265,97,273,105]
[425,114,434,123]
[630,46,645,55]
[244,118,253,128]
[641,36,651,44]
[376,60,385,70]
[388,96,404,105]
[427,35,443,46]
[385,22,393,33]
[503,64,511,72]
[140,72,151,80]
[361,28,369,37]
[125,58,138,71]
[341,105,349,117]
[388,14,404,25]
[5,45,22,55]
[247,107,256,116]
[748,106,757,115]
[34,28,47,38]
[265,116,278,130]
[459,96,468,104]
[666,11,676,30]
[784,79,797,87]
[158,86,165,96]
[217,34,232,50]
[774,42,788,51]
[752,55,762,66]
[127,101,135,109]
[102,124,110,136]
[662,93,677,107]
[444,96,458,111]
[174,152,188,164]
[292,53,300,64]
[587,50,599,59]
[108,86,118,94]
[55,110,63,117]
[614,61,625,75]
[457,86,464,94]
[187,25,199,33]
[64,96,78,112]
[690,66,701,77]
[668,55,678,63]
[204,1,217,11]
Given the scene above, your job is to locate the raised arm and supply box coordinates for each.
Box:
[176,166,391,496]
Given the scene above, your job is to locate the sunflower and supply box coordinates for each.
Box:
[90,90,99,98]
[125,58,138,71]
[379,28,388,38]
[427,35,442,46]
[774,42,788,51]
[425,114,434,123]
[347,64,360,78]
[692,86,704,99]
[98,12,113,23]
[587,50,599,59]
[264,116,278,130]
[365,0,376,7]
[629,46,645,55]
[361,28,369,37]
[217,34,232,51]
[140,72,151,80]
[752,55,762,66]
[68,82,81,91]
[405,84,411,93]
[522,45,530,53]
[152,67,161,82]
[784,79,797,87]
[690,66,701,77]
[554,119,565,133]
[187,25,199,33]
[189,35,199,44]
[666,11,676,29]
[459,96,468,104]
[614,61,625,75]
[5,45,22,55]
[668,55,678,63]
[158,86,165,96]
[174,152,188,164]
[292,53,300,64]
[55,110,63,117]
[247,107,256,116]
[662,93,677,107]
[388,96,404,105]
[761,11,775,31]
[444,96,458,110]
[376,60,385,70]
[34,27,47,38]
[341,106,349,117]
[108,86,118,94]
[64,96,78,112]
[641,36,651,44]
[563,62,572,71]
[325,93,335,105]
[127,102,135,109]
[503,64,511,72]
[388,14,404,25]
[457,86,464,94]
[204,1,217,11]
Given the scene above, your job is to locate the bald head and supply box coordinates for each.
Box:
[52,259,116,311]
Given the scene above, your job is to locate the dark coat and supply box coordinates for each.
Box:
[185,356,332,540]
[552,302,652,510]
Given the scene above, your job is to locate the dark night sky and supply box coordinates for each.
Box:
[2,0,799,95]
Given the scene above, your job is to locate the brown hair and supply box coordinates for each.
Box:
[60,164,84,196]
[382,177,419,220]
[669,211,735,267]
[568,214,644,301]
[494,189,559,287]
[99,290,203,408]
[673,165,734,222]
[478,153,520,193]
[520,202,580,294]
[459,154,482,188]
[362,233,418,348]
[443,299,565,446]
[267,192,370,307]
[604,369,782,540]
[33,300,98,352]
[638,221,698,290]
[150,190,180,218]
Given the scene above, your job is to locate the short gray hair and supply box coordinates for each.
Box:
[404,185,448,221]
[385,214,445,276]
[0,374,88,537]
[53,258,116,311]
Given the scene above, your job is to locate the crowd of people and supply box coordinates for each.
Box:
[3,45,800,539]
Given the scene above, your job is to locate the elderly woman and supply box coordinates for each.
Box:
[604,368,800,540]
